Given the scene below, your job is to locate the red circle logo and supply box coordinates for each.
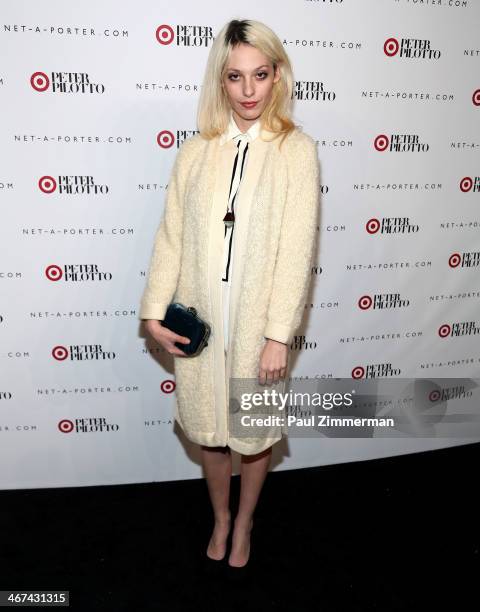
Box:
[157,130,175,149]
[351,366,365,379]
[358,295,372,310]
[366,218,381,234]
[38,176,57,193]
[155,25,174,45]
[52,345,69,360]
[438,324,451,338]
[45,265,63,281]
[374,134,389,151]
[30,71,50,91]
[448,253,461,268]
[58,419,74,433]
[161,379,176,393]
[459,177,473,192]
[384,38,400,57]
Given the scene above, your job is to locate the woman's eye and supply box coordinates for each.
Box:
[227,72,269,81]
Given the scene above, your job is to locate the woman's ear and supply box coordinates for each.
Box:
[273,63,281,84]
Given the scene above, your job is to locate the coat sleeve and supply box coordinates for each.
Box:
[138,139,192,321]
[263,134,320,345]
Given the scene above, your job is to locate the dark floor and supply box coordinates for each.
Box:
[1,442,478,611]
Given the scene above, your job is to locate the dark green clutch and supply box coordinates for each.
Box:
[161,303,211,356]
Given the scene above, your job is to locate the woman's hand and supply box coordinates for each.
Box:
[258,338,288,384]
[144,319,191,357]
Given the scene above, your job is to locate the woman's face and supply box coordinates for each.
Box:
[222,43,280,129]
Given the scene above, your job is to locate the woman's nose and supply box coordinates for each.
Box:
[242,79,255,96]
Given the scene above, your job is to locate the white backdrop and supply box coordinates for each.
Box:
[1,0,480,490]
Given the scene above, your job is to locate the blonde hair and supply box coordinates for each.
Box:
[197,19,296,147]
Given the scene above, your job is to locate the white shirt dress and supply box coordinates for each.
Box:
[220,112,261,357]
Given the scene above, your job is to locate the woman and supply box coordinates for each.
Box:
[139,19,320,568]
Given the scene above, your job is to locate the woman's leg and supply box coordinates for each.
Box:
[201,445,232,560]
[229,446,272,567]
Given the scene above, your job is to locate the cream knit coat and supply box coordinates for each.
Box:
[139,124,320,455]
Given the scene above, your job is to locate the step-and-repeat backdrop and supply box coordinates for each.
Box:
[1,1,479,489]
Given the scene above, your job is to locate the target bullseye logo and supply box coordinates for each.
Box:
[438,324,451,338]
[351,366,365,379]
[366,218,381,234]
[374,134,389,151]
[155,25,174,45]
[52,345,69,361]
[45,264,63,281]
[58,419,74,433]
[472,89,480,106]
[429,389,441,403]
[358,295,373,310]
[448,253,461,268]
[38,175,57,193]
[30,71,50,91]
[157,130,175,149]
[161,379,176,394]
[384,37,400,57]
[459,177,473,192]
